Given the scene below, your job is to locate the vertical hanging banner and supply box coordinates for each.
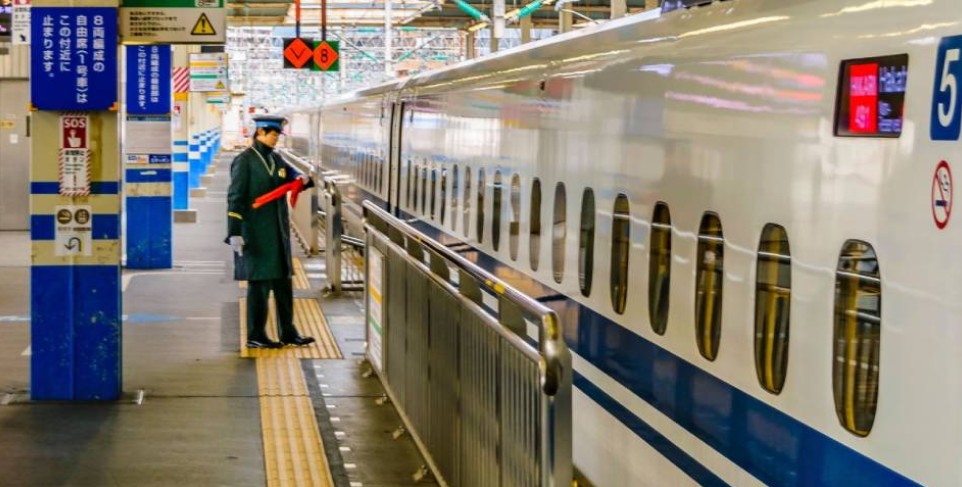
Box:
[59,113,90,196]
[12,0,29,45]
[30,7,118,111]
[126,45,171,115]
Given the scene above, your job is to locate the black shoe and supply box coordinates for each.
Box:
[281,335,315,346]
[246,338,283,349]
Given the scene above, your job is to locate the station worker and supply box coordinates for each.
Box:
[226,115,316,349]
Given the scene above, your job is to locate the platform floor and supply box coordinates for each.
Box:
[0,152,434,487]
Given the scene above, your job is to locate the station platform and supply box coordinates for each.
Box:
[0,151,433,487]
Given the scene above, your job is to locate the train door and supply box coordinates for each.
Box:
[387,100,405,216]
[0,80,29,230]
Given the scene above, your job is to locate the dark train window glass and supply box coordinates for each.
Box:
[377,157,383,192]
[610,194,630,314]
[833,240,881,437]
[420,166,428,214]
[406,160,413,208]
[492,171,503,251]
[451,165,459,232]
[439,169,447,225]
[509,174,521,261]
[464,167,472,237]
[755,224,791,395]
[695,213,724,361]
[476,169,485,243]
[412,163,420,211]
[648,202,671,335]
[530,178,542,271]
[579,188,595,297]
[834,54,908,138]
[552,183,566,284]
[430,168,438,220]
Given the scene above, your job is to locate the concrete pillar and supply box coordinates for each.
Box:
[493,0,505,51]
[465,31,476,59]
[490,26,499,53]
[172,45,190,213]
[611,0,627,18]
[520,15,532,43]
[385,0,393,75]
[29,2,122,400]
[123,44,173,269]
[559,9,573,33]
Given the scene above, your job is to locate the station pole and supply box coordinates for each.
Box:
[29,0,122,400]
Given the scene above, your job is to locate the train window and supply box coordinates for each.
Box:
[430,168,438,220]
[451,165,459,232]
[377,157,383,192]
[463,167,472,237]
[492,171,503,251]
[552,183,566,284]
[833,240,881,437]
[610,194,630,314]
[755,224,791,395]
[440,168,447,225]
[476,169,485,243]
[695,213,724,361]
[509,174,521,261]
[648,202,671,335]
[420,165,428,215]
[579,188,595,297]
[406,160,413,208]
[530,178,542,271]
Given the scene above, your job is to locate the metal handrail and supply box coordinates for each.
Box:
[277,148,316,178]
[363,200,567,395]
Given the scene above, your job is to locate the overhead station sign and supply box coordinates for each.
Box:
[126,45,171,115]
[189,52,227,92]
[119,0,224,44]
[30,7,118,111]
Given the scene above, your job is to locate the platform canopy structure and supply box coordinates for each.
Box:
[225,0,660,109]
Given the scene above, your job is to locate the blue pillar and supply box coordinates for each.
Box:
[188,133,201,189]
[125,165,173,269]
[173,139,189,209]
[29,8,122,401]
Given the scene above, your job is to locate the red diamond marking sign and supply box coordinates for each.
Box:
[313,41,339,72]
[284,38,314,69]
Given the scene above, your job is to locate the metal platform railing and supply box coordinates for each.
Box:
[277,149,320,255]
[362,200,572,487]
[320,175,364,294]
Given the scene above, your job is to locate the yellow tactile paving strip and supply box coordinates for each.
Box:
[240,258,310,290]
[257,356,335,487]
[240,298,342,359]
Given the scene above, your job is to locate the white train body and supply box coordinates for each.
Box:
[289,0,962,485]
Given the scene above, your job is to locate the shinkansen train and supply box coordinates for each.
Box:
[286,0,962,484]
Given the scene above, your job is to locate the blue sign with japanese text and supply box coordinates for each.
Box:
[30,7,117,111]
[126,45,171,116]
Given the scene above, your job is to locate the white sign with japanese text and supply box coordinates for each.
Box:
[13,3,30,45]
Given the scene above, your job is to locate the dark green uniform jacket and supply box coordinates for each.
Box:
[226,141,313,281]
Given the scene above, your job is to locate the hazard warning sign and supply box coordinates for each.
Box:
[191,12,216,35]
[119,7,225,44]
[933,160,953,229]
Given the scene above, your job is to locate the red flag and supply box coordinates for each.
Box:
[252,179,304,209]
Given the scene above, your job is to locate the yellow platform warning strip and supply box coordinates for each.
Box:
[292,258,310,291]
[240,298,342,359]
[240,258,310,290]
[257,356,335,487]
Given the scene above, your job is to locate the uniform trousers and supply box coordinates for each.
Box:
[247,277,299,341]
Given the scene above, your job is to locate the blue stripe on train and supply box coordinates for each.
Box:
[348,186,920,487]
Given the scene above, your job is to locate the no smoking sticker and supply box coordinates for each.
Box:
[932,160,953,229]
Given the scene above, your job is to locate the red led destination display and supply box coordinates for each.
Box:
[835,54,909,137]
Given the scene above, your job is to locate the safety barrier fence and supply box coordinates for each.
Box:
[277,149,321,256]
[362,201,572,487]
[320,175,364,294]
